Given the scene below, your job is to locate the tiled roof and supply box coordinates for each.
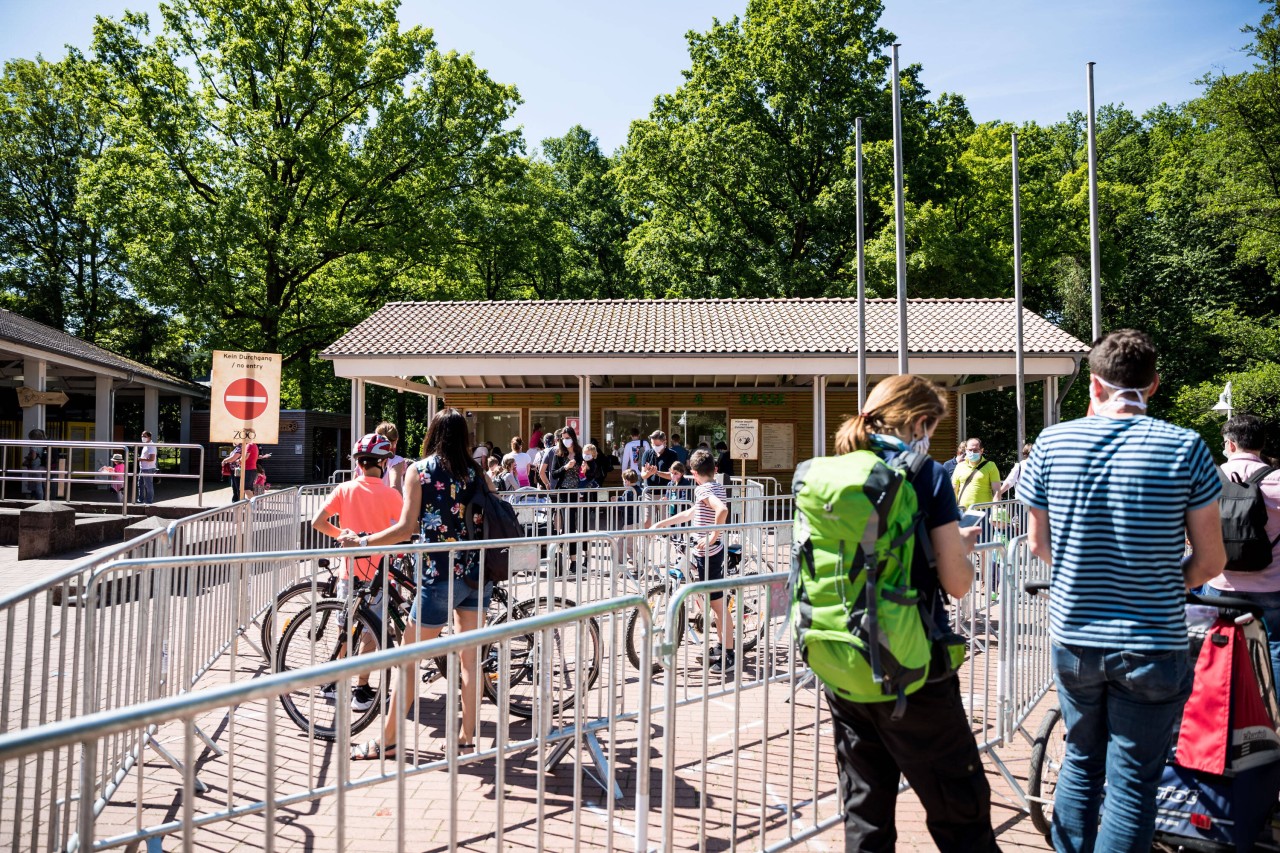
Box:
[0,309,205,392]
[324,299,1089,357]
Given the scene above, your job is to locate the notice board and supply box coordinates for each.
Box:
[760,422,795,471]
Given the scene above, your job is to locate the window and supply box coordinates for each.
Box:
[670,409,727,453]
[466,410,521,452]
[602,409,662,455]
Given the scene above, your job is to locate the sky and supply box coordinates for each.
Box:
[0,0,1263,154]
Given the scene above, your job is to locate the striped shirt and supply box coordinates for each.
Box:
[693,481,728,556]
[1020,415,1221,651]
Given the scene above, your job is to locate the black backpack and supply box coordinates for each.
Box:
[465,485,525,584]
[1219,466,1280,573]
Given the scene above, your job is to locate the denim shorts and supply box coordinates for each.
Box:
[409,576,492,629]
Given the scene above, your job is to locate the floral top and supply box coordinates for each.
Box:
[415,455,480,586]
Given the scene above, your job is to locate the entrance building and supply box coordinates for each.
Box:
[323,298,1089,476]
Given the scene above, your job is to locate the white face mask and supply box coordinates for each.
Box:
[910,435,931,455]
[653,443,665,453]
[1093,375,1151,415]
[584,453,594,460]
[563,438,574,448]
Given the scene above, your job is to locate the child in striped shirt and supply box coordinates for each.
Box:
[652,449,734,673]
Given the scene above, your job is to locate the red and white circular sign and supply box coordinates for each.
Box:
[224,377,269,420]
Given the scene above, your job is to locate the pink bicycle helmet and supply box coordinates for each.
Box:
[353,433,393,463]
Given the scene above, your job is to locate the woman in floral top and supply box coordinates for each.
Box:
[348,408,493,760]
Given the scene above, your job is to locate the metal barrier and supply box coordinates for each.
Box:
[0,438,207,511]
[0,491,1064,851]
[656,571,841,852]
[999,535,1053,739]
[968,498,1028,548]
[0,597,653,853]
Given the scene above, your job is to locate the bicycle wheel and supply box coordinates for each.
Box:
[727,585,766,654]
[1027,706,1064,839]
[260,577,335,662]
[275,599,389,740]
[481,597,601,719]
[626,583,684,674]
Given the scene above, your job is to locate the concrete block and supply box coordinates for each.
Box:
[18,501,75,560]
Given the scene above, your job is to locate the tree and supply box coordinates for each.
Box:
[617,0,899,298]
[0,53,120,342]
[541,126,635,299]
[87,0,522,405]
[1197,1,1280,278]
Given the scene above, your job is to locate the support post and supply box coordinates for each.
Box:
[855,116,868,410]
[143,386,160,439]
[812,376,827,457]
[1043,378,1059,429]
[350,379,365,444]
[578,376,591,445]
[95,374,114,471]
[957,393,968,444]
[179,395,192,473]
[1012,131,1027,457]
[21,357,47,439]
[1087,62,1102,343]
[891,44,909,375]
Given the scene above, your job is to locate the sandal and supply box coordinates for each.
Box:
[351,739,396,761]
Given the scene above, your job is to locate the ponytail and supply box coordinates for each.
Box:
[834,375,948,455]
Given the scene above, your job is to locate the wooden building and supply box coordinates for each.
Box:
[323,298,1090,476]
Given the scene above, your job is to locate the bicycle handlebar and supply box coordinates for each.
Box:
[1022,581,1265,619]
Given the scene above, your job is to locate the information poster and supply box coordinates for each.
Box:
[760,422,795,471]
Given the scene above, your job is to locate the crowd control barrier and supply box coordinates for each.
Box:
[0,598,652,853]
[0,489,1059,851]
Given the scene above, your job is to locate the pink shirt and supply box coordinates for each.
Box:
[1209,453,1280,593]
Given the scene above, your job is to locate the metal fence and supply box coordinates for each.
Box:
[0,597,653,853]
[0,490,1058,851]
[0,438,207,511]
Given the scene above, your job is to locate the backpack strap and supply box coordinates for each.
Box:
[1246,465,1278,487]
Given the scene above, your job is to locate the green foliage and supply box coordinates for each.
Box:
[85,0,523,405]
[2,0,1280,462]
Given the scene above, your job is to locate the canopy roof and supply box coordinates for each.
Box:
[323,298,1089,392]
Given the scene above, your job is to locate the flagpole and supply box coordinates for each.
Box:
[891,44,909,375]
[855,116,868,410]
[1012,131,1026,456]
[1087,62,1102,343]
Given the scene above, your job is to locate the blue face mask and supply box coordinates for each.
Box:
[966,451,982,464]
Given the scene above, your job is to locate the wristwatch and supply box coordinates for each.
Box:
[358,535,368,548]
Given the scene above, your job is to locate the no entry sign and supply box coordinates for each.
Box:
[224,378,270,420]
[209,351,282,444]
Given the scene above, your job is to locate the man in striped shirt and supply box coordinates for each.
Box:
[652,448,733,673]
[1021,329,1225,853]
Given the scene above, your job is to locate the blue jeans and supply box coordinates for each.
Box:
[138,470,155,504]
[1198,584,1280,704]
[1051,643,1192,853]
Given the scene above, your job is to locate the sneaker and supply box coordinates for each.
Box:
[709,649,736,675]
[351,683,377,712]
[319,682,337,699]
[696,644,723,664]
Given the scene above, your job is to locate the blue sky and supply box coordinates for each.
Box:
[0,0,1262,154]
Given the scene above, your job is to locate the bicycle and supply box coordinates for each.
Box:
[624,540,766,674]
[274,556,602,739]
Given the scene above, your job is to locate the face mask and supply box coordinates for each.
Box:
[1093,374,1151,414]
[584,453,594,460]
[563,438,574,448]
[653,443,665,453]
[910,435,931,455]
[966,451,982,464]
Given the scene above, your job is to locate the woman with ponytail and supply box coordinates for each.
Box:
[826,375,997,851]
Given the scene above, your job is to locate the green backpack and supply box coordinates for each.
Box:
[790,449,936,717]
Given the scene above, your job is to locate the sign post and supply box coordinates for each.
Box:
[209,351,282,500]
[731,418,759,487]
